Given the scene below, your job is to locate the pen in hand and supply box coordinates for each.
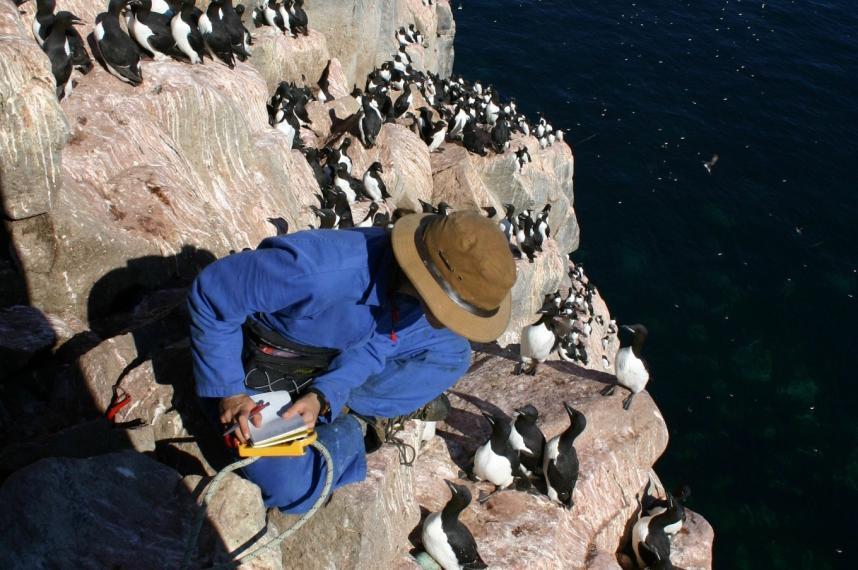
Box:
[223,400,270,437]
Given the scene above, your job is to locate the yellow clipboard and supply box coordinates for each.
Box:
[237,431,318,457]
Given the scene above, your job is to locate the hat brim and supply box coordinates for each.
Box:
[391,213,512,343]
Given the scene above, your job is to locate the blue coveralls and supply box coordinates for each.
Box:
[188,228,471,513]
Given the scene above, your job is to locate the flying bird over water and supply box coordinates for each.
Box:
[703,154,719,174]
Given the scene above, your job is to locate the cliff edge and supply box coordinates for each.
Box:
[0,1,711,568]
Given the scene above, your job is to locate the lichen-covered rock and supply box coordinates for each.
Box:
[248,27,332,91]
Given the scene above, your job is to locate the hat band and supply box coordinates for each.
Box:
[415,221,500,319]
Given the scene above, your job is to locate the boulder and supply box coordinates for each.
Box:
[183,471,284,570]
[0,306,71,377]
[0,452,207,568]
[670,508,715,570]
[76,333,228,476]
[0,1,68,220]
[431,134,579,254]
[411,352,670,568]
[248,27,332,91]
[270,425,422,569]
[304,0,456,88]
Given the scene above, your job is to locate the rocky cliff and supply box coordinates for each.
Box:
[0,0,711,568]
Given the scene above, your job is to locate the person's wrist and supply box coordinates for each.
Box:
[305,388,330,416]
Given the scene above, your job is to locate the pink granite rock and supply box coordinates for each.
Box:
[412,351,670,568]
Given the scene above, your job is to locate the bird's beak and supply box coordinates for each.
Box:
[563,401,576,417]
[622,325,636,333]
[71,16,84,24]
[443,479,458,495]
[481,412,495,425]
[378,165,384,173]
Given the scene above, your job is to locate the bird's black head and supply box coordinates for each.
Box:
[514,404,539,422]
[618,324,648,349]
[503,203,515,216]
[442,479,472,517]
[562,401,587,438]
[340,137,351,150]
[235,3,245,14]
[368,201,379,214]
[369,161,383,173]
[52,11,82,28]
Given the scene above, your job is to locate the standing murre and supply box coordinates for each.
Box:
[472,412,521,502]
[96,0,144,85]
[129,0,180,62]
[171,0,205,64]
[358,96,383,148]
[199,0,236,68]
[422,480,487,570]
[632,493,679,569]
[508,404,545,477]
[362,162,389,201]
[426,120,448,152]
[517,305,558,375]
[601,324,650,410]
[43,11,82,100]
[543,402,586,509]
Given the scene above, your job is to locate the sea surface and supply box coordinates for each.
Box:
[452,1,858,567]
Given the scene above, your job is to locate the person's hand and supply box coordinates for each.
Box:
[282,393,322,429]
[220,394,263,444]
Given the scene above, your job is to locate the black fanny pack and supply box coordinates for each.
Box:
[241,317,340,395]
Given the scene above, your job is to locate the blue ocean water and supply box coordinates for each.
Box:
[452,1,858,567]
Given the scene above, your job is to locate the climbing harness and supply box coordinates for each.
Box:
[180,434,334,570]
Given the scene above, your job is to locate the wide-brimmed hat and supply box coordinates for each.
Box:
[391,211,517,342]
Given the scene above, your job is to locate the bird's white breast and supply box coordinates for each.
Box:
[199,14,213,35]
[632,516,652,568]
[422,512,460,570]
[473,443,513,487]
[521,322,555,362]
[615,347,649,392]
[508,425,526,452]
[95,22,106,42]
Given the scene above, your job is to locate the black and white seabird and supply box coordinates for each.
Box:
[422,480,487,570]
[358,96,383,148]
[42,11,82,100]
[128,0,180,61]
[473,412,521,502]
[171,0,205,64]
[703,153,719,174]
[332,137,353,174]
[490,113,511,154]
[641,479,690,536]
[517,305,558,375]
[287,0,309,36]
[508,404,545,477]
[262,0,285,31]
[601,324,650,410]
[543,402,586,509]
[633,494,680,569]
[96,0,144,85]
[362,162,390,201]
[427,120,447,152]
[222,0,251,61]
[356,201,380,227]
[33,0,93,75]
[199,0,236,68]
[392,85,413,120]
[267,216,289,235]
